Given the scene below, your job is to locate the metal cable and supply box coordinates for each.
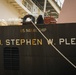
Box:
[31,21,76,69]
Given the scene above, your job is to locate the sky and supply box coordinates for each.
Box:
[60,0,64,4]
[55,0,64,7]
[60,0,64,7]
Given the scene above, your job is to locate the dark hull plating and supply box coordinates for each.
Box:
[0,23,76,75]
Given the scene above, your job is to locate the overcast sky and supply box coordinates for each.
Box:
[55,0,64,7]
[60,0,64,4]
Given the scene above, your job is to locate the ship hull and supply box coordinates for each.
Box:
[0,23,76,75]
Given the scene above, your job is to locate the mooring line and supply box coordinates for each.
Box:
[31,21,76,69]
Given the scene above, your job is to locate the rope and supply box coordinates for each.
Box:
[31,21,76,69]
